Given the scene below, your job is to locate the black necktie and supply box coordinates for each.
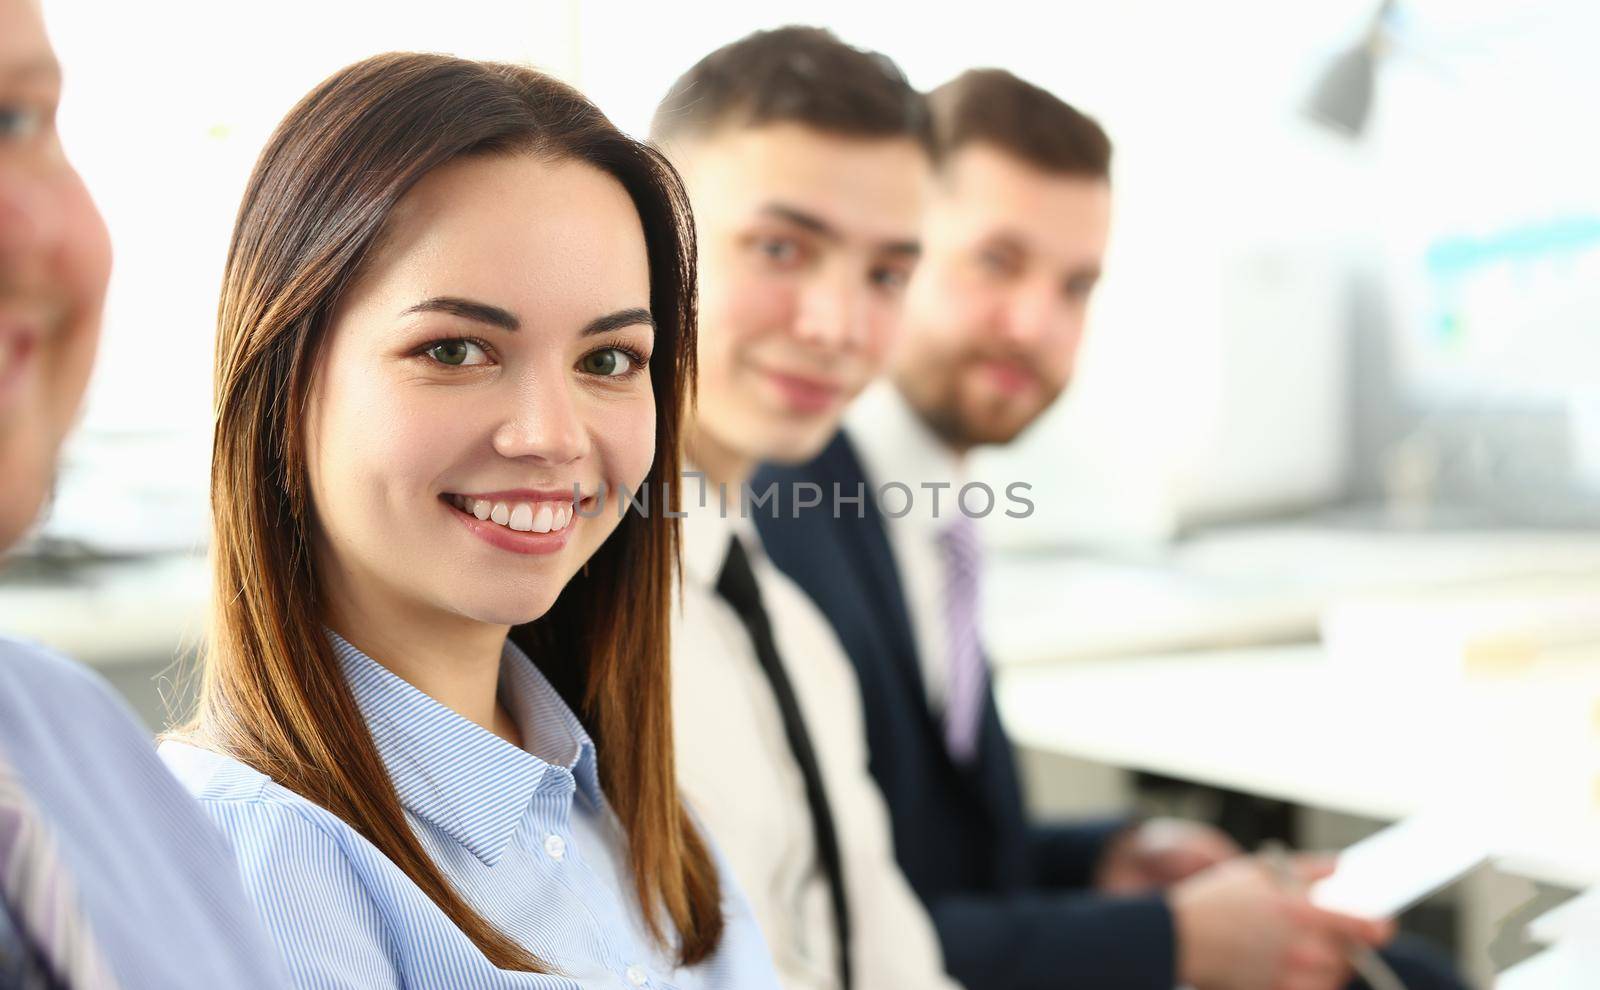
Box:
[715,535,853,990]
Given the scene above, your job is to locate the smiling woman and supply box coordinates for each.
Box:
[156,52,780,989]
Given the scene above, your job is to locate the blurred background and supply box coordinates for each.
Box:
[31,0,1600,554]
[9,1,1600,983]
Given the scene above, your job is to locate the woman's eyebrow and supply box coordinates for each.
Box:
[582,308,655,337]
[401,296,520,332]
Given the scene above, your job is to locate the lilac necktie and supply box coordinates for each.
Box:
[938,509,987,764]
[0,756,119,990]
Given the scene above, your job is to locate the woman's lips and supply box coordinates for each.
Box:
[441,493,593,556]
[445,492,579,533]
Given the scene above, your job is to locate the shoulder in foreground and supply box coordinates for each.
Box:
[0,634,133,722]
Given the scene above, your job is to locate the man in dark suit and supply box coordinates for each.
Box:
[756,69,1467,990]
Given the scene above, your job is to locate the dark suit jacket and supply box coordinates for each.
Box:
[753,431,1176,990]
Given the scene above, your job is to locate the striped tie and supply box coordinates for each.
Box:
[939,510,987,765]
[0,758,119,990]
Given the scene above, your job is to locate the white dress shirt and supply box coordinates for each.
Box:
[671,475,963,990]
[843,381,971,712]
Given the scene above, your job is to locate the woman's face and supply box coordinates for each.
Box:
[306,152,657,628]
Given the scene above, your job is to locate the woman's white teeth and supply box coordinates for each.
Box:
[460,496,573,534]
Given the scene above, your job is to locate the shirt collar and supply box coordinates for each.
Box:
[679,463,762,590]
[845,379,967,535]
[330,631,603,867]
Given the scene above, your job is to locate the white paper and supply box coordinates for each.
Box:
[1310,813,1491,920]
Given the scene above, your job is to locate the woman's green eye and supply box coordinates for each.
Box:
[425,339,486,367]
[580,348,634,377]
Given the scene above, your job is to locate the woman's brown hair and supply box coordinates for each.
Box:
[188,52,720,971]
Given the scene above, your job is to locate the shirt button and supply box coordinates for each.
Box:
[543,833,567,861]
[625,964,649,986]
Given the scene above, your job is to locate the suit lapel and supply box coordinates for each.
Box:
[831,431,1019,816]
[824,433,951,750]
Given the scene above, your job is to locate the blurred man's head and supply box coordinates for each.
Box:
[0,0,111,552]
[652,26,931,476]
[895,68,1111,452]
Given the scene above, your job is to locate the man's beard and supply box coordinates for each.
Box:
[932,393,1038,449]
[922,355,1064,450]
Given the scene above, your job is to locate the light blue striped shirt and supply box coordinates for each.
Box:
[159,633,780,990]
[0,636,290,990]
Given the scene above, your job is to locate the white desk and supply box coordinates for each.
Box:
[994,644,1600,890]
[985,525,1600,894]
[1497,942,1600,989]
[987,526,1600,665]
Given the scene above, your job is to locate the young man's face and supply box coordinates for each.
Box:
[675,122,928,471]
[0,0,111,552]
[894,142,1110,450]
